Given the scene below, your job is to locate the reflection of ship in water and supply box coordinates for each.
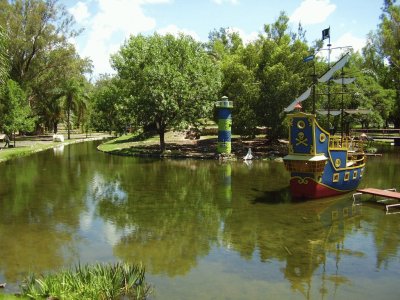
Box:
[222,193,363,298]
[283,197,362,299]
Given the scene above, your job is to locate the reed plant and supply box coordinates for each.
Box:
[20,262,150,300]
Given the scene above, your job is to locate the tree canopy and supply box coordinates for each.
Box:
[0,0,91,136]
[0,0,399,146]
[111,33,222,151]
[0,24,8,86]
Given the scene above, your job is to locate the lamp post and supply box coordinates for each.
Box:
[216,96,233,154]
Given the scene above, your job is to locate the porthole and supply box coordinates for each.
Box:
[335,158,341,168]
[333,173,339,182]
[344,172,350,181]
[319,133,326,143]
[297,120,305,129]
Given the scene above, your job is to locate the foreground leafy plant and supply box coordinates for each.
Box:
[20,262,150,300]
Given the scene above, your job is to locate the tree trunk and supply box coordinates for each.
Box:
[53,121,58,134]
[67,108,71,140]
[159,130,165,152]
[156,120,166,152]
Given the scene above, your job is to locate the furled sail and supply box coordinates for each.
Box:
[283,87,312,112]
[318,53,350,83]
[283,52,352,113]
[332,77,355,84]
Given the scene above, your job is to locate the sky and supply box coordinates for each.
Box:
[62,0,384,77]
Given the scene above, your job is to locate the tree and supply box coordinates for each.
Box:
[0,24,8,86]
[112,33,222,151]
[256,12,310,139]
[0,0,91,133]
[0,0,79,85]
[207,29,260,137]
[32,46,92,134]
[0,79,35,146]
[346,52,396,128]
[207,27,244,59]
[90,75,130,135]
[62,78,84,139]
[378,0,400,126]
[207,16,313,141]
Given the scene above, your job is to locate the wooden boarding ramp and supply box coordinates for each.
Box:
[355,188,400,214]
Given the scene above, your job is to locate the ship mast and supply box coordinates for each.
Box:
[284,28,353,116]
[324,27,332,128]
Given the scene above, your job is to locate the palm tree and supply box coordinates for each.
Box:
[61,78,85,140]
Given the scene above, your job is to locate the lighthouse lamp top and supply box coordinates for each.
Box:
[216,96,233,108]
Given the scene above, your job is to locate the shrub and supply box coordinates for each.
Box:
[20,262,150,300]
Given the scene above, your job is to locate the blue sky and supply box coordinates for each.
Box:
[62,0,384,77]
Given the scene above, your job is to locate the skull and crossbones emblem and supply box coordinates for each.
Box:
[296,131,308,146]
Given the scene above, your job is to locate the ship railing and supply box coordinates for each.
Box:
[329,136,345,148]
[347,155,366,165]
[329,135,364,152]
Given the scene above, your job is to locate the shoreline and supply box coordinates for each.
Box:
[97,132,288,160]
[0,133,112,164]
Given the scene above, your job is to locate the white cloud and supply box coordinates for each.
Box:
[157,24,201,40]
[335,32,365,53]
[69,1,91,23]
[290,0,336,25]
[74,0,171,76]
[212,0,239,5]
[317,32,365,61]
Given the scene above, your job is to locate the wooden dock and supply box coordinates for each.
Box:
[355,188,400,213]
[357,188,400,200]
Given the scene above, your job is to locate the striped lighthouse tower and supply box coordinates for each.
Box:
[216,96,233,154]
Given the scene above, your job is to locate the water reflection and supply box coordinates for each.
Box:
[53,144,64,155]
[0,142,399,299]
[0,147,90,282]
[95,160,223,276]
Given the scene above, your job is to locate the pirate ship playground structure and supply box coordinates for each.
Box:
[283,32,367,199]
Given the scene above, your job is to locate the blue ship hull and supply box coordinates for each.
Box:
[283,112,366,199]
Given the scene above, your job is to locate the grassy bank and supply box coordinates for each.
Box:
[0,133,111,164]
[97,131,219,159]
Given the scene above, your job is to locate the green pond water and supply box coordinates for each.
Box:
[0,141,399,299]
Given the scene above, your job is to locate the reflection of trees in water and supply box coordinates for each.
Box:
[0,145,94,281]
[1,143,399,294]
[93,157,400,294]
[372,211,400,269]
[354,153,400,269]
[94,159,223,276]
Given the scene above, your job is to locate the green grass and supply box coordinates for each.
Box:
[98,133,148,151]
[0,143,59,162]
[98,132,167,155]
[0,294,29,300]
[0,134,110,164]
[19,262,150,300]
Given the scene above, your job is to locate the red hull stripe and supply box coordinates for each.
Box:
[290,178,351,199]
